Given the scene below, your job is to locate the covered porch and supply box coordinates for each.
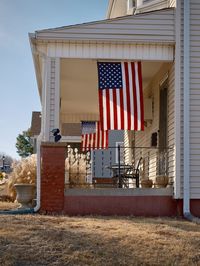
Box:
[30,8,179,215]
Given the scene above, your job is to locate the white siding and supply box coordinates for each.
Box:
[35,9,175,44]
[169,0,176,7]
[190,0,200,198]
[168,64,175,185]
[133,63,175,184]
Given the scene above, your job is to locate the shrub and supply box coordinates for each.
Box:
[7,154,36,199]
[0,172,4,180]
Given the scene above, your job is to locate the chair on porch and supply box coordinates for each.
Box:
[120,157,143,188]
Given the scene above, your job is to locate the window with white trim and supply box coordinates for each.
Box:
[127,0,136,12]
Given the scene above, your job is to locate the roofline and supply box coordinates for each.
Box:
[32,7,174,35]
[29,33,42,101]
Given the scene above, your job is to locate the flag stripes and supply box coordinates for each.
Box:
[81,121,108,151]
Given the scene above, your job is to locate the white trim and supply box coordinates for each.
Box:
[136,0,169,13]
[44,42,174,61]
[54,58,60,129]
[44,57,51,141]
[61,136,81,142]
[174,0,181,199]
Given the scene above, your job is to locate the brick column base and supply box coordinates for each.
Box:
[40,142,66,213]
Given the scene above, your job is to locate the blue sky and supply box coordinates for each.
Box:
[0,0,108,159]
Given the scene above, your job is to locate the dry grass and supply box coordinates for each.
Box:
[0,201,19,211]
[0,215,200,265]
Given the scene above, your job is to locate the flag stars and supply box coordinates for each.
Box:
[98,62,123,90]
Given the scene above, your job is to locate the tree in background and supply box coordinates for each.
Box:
[16,129,33,158]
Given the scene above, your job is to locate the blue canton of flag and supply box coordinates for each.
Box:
[98,62,123,90]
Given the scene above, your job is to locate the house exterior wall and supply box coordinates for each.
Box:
[126,63,175,184]
[176,0,200,200]
[189,0,200,199]
[107,0,176,18]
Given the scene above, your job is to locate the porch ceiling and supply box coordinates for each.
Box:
[60,58,164,123]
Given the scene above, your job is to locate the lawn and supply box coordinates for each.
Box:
[0,214,200,265]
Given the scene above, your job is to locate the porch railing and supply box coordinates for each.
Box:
[65,145,174,188]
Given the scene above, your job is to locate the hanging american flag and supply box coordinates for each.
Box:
[97,61,144,131]
[81,121,108,151]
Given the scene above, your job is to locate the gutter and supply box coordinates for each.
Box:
[183,0,200,224]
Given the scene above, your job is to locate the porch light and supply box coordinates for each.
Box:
[51,128,62,142]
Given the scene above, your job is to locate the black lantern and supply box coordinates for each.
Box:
[51,128,62,142]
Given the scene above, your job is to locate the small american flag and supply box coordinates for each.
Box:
[97,61,144,131]
[81,121,108,151]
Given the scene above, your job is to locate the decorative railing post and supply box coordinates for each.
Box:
[118,144,122,188]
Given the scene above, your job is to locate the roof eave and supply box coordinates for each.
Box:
[29,33,42,101]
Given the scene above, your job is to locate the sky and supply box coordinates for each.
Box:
[0,0,108,159]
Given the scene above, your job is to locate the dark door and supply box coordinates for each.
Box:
[159,82,168,150]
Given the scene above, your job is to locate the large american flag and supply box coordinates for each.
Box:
[97,61,144,131]
[81,121,108,151]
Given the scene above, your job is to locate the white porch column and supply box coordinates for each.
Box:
[41,57,60,142]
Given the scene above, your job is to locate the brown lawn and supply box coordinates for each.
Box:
[0,214,200,265]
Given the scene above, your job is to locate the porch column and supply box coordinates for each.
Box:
[41,57,60,142]
[40,142,66,213]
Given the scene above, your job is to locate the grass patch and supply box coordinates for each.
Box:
[0,215,200,265]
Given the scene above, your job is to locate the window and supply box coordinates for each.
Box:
[127,0,136,10]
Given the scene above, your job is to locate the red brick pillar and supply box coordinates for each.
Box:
[40,143,66,213]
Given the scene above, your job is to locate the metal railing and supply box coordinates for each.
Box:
[65,145,174,188]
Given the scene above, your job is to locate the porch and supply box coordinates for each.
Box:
[65,144,173,189]
[39,142,177,216]
[31,8,179,215]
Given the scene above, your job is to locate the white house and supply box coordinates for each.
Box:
[29,0,200,218]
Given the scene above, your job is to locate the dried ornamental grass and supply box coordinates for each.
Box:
[7,154,36,199]
[65,148,91,187]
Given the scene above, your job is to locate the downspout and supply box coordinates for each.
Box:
[33,134,42,212]
[183,0,200,223]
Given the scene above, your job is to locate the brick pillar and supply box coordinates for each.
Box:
[40,143,66,213]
